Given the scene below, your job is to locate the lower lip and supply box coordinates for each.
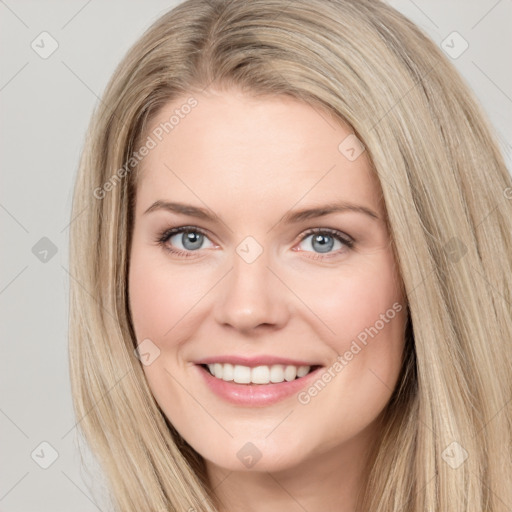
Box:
[195,364,324,407]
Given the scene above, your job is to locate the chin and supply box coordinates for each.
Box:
[207,452,301,473]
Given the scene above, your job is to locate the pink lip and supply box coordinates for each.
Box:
[194,355,321,367]
[195,364,324,407]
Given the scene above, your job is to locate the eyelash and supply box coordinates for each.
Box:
[156,225,355,259]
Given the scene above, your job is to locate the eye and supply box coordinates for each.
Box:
[296,228,354,258]
[157,226,215,257]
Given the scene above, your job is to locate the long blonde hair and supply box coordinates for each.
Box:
[68,0,512,510]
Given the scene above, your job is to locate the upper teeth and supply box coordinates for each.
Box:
[207,363,311,384]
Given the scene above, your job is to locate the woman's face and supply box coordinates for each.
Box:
[128,88,407,476]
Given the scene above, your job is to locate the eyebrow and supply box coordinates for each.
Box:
[143,200,380,223]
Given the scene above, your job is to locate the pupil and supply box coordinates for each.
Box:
[183,232,203,250]
[313,234,333,253]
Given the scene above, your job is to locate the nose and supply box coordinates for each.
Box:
[213,249,290,333]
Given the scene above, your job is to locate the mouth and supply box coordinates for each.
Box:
[198,363,323,385]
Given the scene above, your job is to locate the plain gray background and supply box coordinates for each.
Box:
[1,1,511,510]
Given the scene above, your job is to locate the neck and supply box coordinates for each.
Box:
[205,422,379,512]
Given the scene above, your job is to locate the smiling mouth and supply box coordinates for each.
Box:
[199,363,322,385]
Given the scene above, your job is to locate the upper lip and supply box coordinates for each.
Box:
[194,355,323,367]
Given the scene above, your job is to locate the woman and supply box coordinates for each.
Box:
[68,0,512,510]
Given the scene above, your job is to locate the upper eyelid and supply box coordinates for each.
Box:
[302,227,353,242]
[160,225,212,241]
[160,225,353,247]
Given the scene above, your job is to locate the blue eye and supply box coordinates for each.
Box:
[158,226,214,257]
[169,230,210,251]
[297,228,354,256]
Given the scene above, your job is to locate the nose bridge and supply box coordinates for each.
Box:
[214,241,289,331]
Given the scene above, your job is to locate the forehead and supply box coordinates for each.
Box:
[135,90,383,218]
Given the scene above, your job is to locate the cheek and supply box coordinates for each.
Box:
[295,251,404,346]
[128,247,208,406]
[128,246,207,344]
[291,250,407,398]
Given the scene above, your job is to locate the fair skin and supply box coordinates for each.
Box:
[128,88,408,512]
